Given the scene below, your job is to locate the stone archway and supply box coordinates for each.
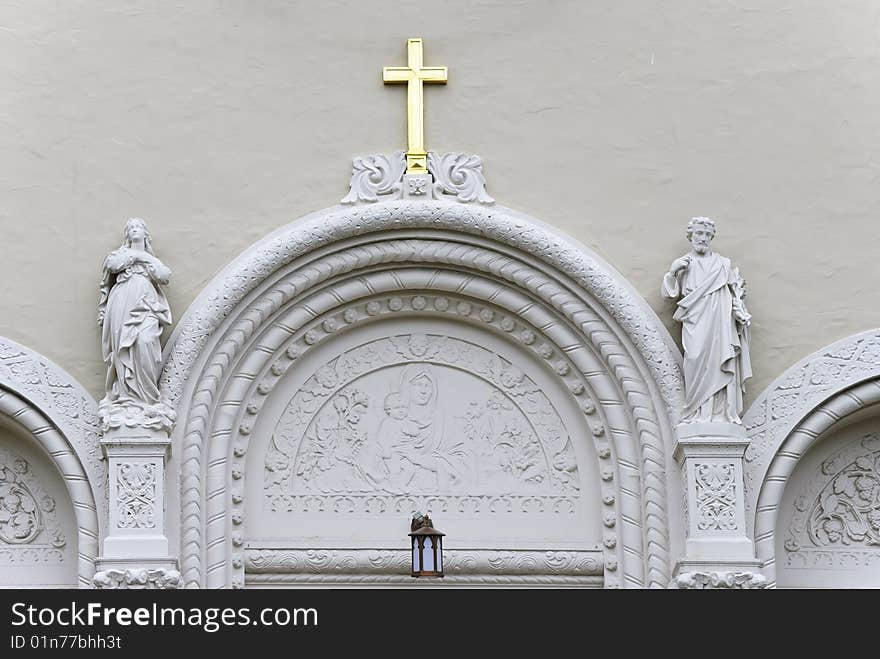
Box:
[0,337,105,587]
[162,201,685,589]
[743,329,880,587]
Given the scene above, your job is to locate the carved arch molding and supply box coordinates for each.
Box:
[0,337,105,587]
[161,201,685,589]
[744,329,880,587]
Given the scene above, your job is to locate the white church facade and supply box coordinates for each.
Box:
[4,163,878,589]
[3,9,880,589]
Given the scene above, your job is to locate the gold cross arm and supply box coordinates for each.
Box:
[383,38,447,174]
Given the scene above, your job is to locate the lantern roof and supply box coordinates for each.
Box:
[409,512,445,537]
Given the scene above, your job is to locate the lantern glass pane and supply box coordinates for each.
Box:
[437,537,442,572]
[412,537,419,572]
[423,536,434,571]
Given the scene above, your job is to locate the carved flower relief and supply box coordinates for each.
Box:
[810,361,844,387]
[264,448,291,492]
[770,392,801,423]
[7,362,42,393]
[93,567,182,590]
[407,177,428,196]
[263,335,581,501]
[0,452,64,549]
[314,365,338,390]
[498,364,525,391]
[337,345,385,376]
[807,449,880,547]
[0,478,41,544]
[694,463,738,532]
[293,388,371,492]
[471,417,548,489]
[550,445,580,491]
[116,463,157,529]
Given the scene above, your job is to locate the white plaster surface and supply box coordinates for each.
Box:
[3,1,880,405]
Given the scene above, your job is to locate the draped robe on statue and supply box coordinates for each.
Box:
[662,252,752,422]
[99,248,172,406]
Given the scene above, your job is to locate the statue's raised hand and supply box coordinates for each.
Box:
[670,255,691,275]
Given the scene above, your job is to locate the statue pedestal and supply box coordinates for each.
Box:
[94,426,180,588]
[672,422,765,588]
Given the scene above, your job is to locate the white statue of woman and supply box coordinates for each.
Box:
[98,218,174,429]
[662,217,752,424]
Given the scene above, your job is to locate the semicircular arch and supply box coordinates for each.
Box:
[162,201,685,589]
[743,329,880,586]
[0,336,105,587]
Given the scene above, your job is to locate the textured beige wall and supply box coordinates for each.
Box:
[2,1,879,405]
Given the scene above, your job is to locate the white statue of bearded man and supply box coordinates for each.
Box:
[662,217,752,424]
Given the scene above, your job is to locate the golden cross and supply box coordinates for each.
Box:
[383,38,448,175]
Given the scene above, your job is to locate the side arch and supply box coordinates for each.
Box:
[162,201,685,589]
[743,329,880,586]
[0,337,105,587]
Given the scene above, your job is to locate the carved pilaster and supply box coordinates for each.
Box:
[674,422,763,578]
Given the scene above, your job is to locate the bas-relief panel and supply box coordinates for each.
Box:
[246,321,600,549]
[0,423,76,587]
[778,416,880,588]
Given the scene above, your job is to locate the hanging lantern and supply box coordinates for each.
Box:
[409,512,444,578]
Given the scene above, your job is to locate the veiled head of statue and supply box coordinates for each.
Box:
[122,217,154,253]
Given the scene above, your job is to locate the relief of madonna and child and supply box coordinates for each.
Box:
[264,360,581,497]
